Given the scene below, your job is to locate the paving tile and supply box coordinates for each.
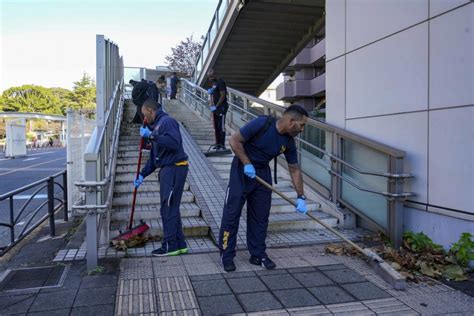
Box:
[153,264,188,277]
[185,262,220,275]
[189,274,224,282]
[197,294,243,315]
[227,277,268,293]
[362,298,418,315]
[191,279,232,297]
[223,271,256,279]
[80,274,118,289]
[317,264,347,271]
[322,268,366,284]
[246,309,290,315]
[117,279,155,296]
[71,304,115,316]
[341,282,391,301]
[115,292,157,315]
[292,271,335,287]
[325,301,374,315]
[155,276,193,293]
[273,288,321,308]
[260,273,302,291]
[157,290,199,312]
[73,286,116,307]
[0,294,35,314]
[28,308,72,315]
[308,285,356,305]
[287,267,317,274]
[29,289,77,312]
[287,305,332,315]
[396,291,474,315]
[237,291,283,312]
[255,269,288,276]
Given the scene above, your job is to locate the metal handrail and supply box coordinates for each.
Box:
[180,78,412,247]
[0,170,67,255]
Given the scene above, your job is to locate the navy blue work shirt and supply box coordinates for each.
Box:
[140,111,188,177]
[240,116,298,168]
[211,79,228,106]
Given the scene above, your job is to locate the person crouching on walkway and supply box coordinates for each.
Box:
[133,98,189,256]
[219,105,309,271]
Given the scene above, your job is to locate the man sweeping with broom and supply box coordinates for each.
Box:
[133,98,189,256]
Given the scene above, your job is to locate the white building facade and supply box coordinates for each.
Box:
[325,0,473,248]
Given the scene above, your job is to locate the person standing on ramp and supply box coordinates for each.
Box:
[207,69,229,152]
[219,105,309,272]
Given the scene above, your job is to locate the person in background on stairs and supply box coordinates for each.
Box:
[207,68,229,151]
[133,98,189,256]
[170,72,179,100]
[219,105,309,272]
[156,75,167,104]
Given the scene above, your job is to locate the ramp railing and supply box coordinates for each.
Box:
[180,79,414,247]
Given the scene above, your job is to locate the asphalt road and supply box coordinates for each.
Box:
[0,148,67,250]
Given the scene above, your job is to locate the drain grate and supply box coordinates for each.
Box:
[0,265,67,292]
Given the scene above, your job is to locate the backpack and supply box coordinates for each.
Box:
[248,115,289,185]
[131,80,160,123]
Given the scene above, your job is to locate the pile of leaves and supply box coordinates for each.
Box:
[111,234,160,252]
[325,232,473,282]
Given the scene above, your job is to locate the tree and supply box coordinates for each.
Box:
[165,35,202,77]
[50,87,75,115]
[69,73,96,118]
[0,85,63,114]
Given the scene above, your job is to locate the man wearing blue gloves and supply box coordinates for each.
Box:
[218,105,309,272]
[207,69,228,151]
[134,98,189,256]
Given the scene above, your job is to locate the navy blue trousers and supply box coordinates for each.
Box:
[213,112,226,147]
[170,88,177,99]
[159,165,188,251]
[219,157,272,264]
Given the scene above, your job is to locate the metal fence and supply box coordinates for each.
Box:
[66,110,95,214]
[72,35,124,270]
[0,170,67,255]
[180,79,414,247]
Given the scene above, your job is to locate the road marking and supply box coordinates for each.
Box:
[23,157,39,162]
[28,151,55,157]
[0,167,64,171]
[13,194,48,200]
[0,157,65,176]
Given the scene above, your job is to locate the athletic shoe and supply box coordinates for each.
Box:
[249,256,276,270]
[151,247,181,257]
[178,247,189,254]
[223,260,236,272]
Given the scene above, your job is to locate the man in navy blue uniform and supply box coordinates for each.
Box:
[219,105,309,271]
[170,72,179,100]
[207,69,228,150]
[133,98,189,256]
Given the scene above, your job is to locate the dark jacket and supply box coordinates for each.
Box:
[140,111,188,177]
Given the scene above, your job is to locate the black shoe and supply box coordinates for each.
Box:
[249,256,276,270]
[223,260,236,272]
[151,247,181,257]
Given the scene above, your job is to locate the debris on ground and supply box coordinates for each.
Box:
[111,234,160,251]
[325,231,473,283]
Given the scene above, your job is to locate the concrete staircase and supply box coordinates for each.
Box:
[109,101,210,240]
[166,100,338,234]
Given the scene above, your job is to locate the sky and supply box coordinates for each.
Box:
[0,0,218,92]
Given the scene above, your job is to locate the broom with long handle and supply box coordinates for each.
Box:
[255,175,406,291]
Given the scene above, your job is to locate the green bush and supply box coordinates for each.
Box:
[403,231,443,253]
[450,233,474,267]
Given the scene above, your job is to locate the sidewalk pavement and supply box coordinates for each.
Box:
[1,235,473,315]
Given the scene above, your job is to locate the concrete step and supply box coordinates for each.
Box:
[117,151,151,158]
[113,182,190,193]
[115,164,152,173]
[110,216,209,238]
[112,191,195,207]
[110,203,201,221]
[115,172,156,183]
[207,156,235,164]
[116,157,148,166]
[267,198,320,213]
[266,211,338,232]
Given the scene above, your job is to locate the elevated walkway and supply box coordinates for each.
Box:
[194,0,325,96]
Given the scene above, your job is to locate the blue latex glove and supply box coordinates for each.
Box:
[140,126,151,138]
[207,88,214,94]
[210,105,217,112]
[243,164,256,179]
[133,174,144,188]
[296,198,307,214]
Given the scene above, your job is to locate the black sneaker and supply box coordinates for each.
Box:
[249,256,276,270]
[151,247,181,257]
[223,260,236,272]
